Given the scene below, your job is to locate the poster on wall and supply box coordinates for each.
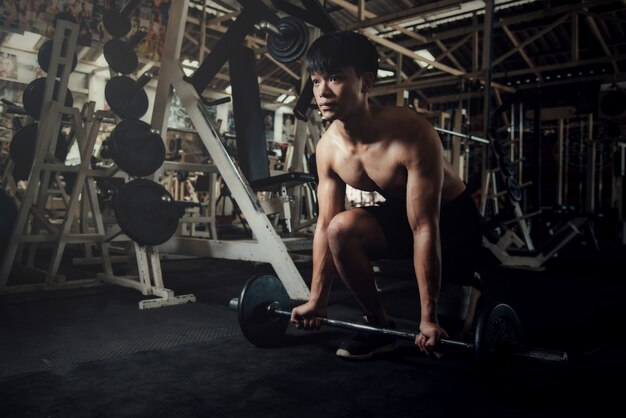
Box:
[168,93,194,130]
[0,1,170,61]
[0,0,19,31]
[282,113,295,142]
[0,51,18,80]
[227,109,235,134]
[262,109,275,142]
[0,80,23,141]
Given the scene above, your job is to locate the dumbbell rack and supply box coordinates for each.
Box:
[149,0,311,302]
[0,20,195,309]
[0,20,90,289]
[0,105,111,289]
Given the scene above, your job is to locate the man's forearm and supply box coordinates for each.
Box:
[309,227,337,306]
[413,232,441,322]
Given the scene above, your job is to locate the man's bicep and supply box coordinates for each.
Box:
[405,140,443,231]
[315,138,346,223]
[316,172,346,224]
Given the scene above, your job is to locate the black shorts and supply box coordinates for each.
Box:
[361,189,483,286]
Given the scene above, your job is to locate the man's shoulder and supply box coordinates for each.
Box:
[375,105,429,125]
[374,106,433,136]
[316,128,337,155]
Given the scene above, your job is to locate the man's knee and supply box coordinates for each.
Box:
[326,212,353,241]
[327,212,358,253]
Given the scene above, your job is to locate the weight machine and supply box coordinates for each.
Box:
[481,102,591,270]
[150,0,313,301]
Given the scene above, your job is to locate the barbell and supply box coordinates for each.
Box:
[260,17,309,64]
[230,274,569,369]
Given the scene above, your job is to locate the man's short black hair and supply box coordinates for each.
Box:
[305,31,379,80]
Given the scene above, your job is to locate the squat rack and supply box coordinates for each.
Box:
[150,0,311,302]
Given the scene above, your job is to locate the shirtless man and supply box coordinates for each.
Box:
[290,31,483,360]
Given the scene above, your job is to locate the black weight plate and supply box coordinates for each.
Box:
[12,163,31,181]
[103,10,132,38]
[267,16,309,64]
[105,76,149,119]
[22,77,74,120]
[38,39,78,77]
[474,303,525,366]
[0,190,18,256]
[9,123,38,169]
[9,123,70,170]
[103,38,139,75]
[110,119,165,177]
[238,274,291,348]
[506,176,522,203]
[113,179,180,246]
[54,131,70,163]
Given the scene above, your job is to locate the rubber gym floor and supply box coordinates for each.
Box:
[1,236,624,418]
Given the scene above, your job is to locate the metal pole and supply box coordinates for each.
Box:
[557,118,564,206]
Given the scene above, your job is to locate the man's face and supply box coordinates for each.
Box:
[310,67,368,122]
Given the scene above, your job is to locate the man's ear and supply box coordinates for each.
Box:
[361,72,375,92]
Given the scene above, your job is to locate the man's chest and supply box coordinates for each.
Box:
[332,150,406,194]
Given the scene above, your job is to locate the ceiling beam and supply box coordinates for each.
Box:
[262,53,301,80]
[346,0,463,30]
[408,34,471,82]
[571,11,579,63]
[362,32,465,76]
[492,13,570,66]
[494,53,626,78]
[397,0,616,44]
[502,25,541,80]
[584,13,620,75]
[328,0,465,73]
[212,71,295,95]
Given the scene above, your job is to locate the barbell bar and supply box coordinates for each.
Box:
[230,274,569,369]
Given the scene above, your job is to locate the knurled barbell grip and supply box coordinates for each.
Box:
[227,297,474,350]
[271,307,473,351]
[271,304,568,366]
[229,297,568,366]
